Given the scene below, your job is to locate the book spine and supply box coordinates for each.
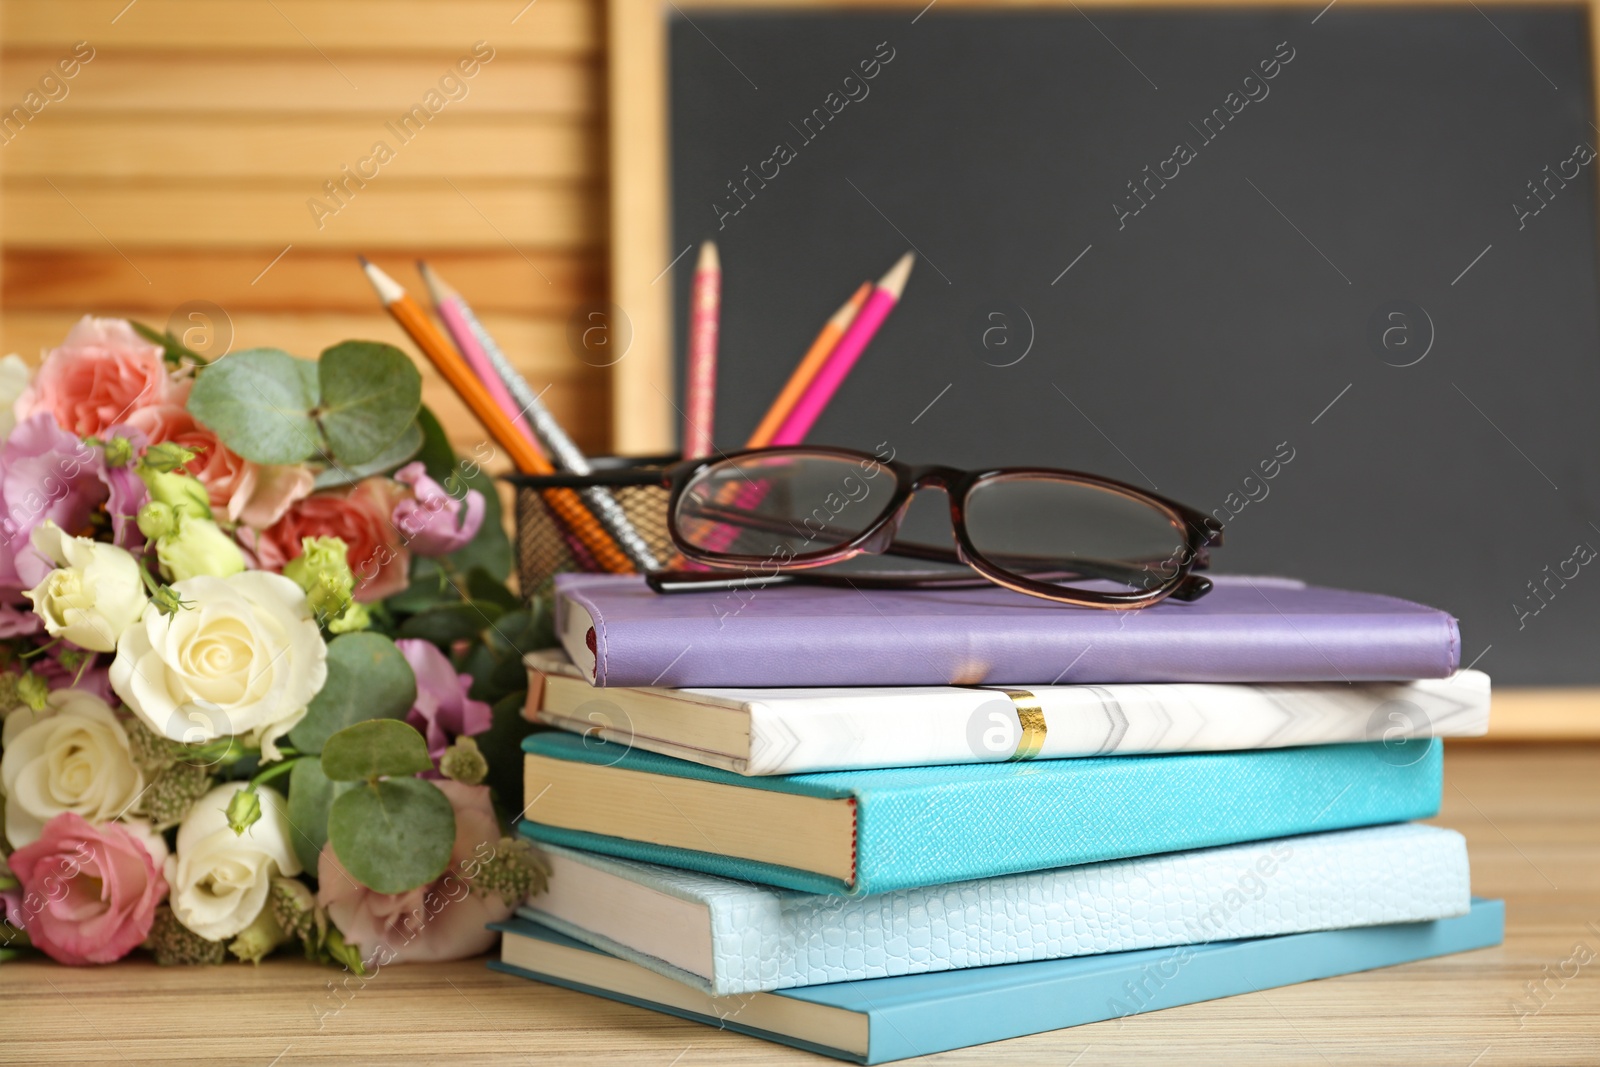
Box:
[576,611,1461,688]
[863,901,1504,1063]
[747,675,1489,774]
[852,740,1445,895]
[702,824,1468,994]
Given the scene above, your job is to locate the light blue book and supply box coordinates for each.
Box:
[521,824,1471,995]
[491,899,1504,1064]
[520,732,1445,895]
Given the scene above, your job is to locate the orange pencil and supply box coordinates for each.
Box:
[359,257,633,574]
[746,282,871,448]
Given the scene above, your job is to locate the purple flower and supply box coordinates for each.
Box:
[396,638,492,760]
[0,414,108,599]
[390,462,485,558]
[96,423,149,552]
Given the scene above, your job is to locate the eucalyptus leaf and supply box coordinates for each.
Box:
[286,758,353,873]
[316,341,423,465]
[187,348,321,464]
[312,420,425,490]
[320,719,433,782]
[289,633,418,754]
[328,777,454,893]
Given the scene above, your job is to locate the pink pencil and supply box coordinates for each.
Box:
[683,241,721,459]
[418,261,539,450]
[770,252,914,445]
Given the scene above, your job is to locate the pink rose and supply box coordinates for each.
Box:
[317,780,510,964]
[15,317,175,438]
[126,403,312,528]
[243,479,410,602]
[396,638,493,761]
[391,462,486,557]
[7,812,168,965]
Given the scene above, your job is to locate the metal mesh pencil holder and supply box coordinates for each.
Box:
[508,455,677,599]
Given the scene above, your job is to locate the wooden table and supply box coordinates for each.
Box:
[4,743,1597,1065]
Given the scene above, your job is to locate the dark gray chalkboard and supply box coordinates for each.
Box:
[669,6,1600,685]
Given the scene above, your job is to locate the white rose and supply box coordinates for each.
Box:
[0,353,30,441]
[0,688,146,848]
[24,522,150,653]
[167,781,301,941]
[110,570,327,761]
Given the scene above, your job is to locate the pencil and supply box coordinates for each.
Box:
[418,261,662,572]
[416,264,539,451]
[769,252,914,446]
[359,257,634,574]
[746,282,871,448]
[682,241,721,459]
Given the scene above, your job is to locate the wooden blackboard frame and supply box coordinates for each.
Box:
[603,0,1600,738]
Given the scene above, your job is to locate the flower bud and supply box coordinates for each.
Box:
[152,512,246,582]
[101,434,134,469]
[440,736,489,786]
[226,786,263,835]
[139,466,211,518]
[141,441,199,476]
[16,670,48,712]
[283,537,357,629]
[228,901,288,964]
[136,501,177,541]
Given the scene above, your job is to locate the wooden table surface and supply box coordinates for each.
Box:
[4,743,1597,1066]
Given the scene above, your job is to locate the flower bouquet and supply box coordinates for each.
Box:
[0,317,548,970]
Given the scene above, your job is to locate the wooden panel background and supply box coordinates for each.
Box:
[0,0,612,457]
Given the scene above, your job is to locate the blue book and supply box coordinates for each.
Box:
[520,732,1445,895]
[490,899,1505,1064]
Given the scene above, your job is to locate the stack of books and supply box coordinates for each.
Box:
[491,573,1501,1063]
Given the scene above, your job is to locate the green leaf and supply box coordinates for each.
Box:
[397,600,504,646]
[296,358,321,407]
[316,341,423,466]
[414,406,458,482]
[187,348,321,464]
[312,420,424,490]
[442,463,513,581]
[466,567,520,611]
[386,557,457,615]
[289,633,418,755]
[328,777,454,893]
[480,690,535,814]
[320,719,433,782]
[286,758,353,873]
[132,320,206,367]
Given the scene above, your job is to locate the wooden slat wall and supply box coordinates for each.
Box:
[0,0,612,456]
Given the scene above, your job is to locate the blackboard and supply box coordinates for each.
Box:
[668,5,1600,686]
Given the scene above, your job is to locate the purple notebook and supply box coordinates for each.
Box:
[556,574,1461,688]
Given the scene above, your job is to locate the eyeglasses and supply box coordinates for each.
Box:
[566,446,1223,609]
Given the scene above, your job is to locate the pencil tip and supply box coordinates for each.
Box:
[357,254,372,267]
[359,258,403,303]
[698,241,720,272]
[879,251,915,297]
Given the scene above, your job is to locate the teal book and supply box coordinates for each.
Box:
[520,732,1444,896]
[490,899,1506,1064]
